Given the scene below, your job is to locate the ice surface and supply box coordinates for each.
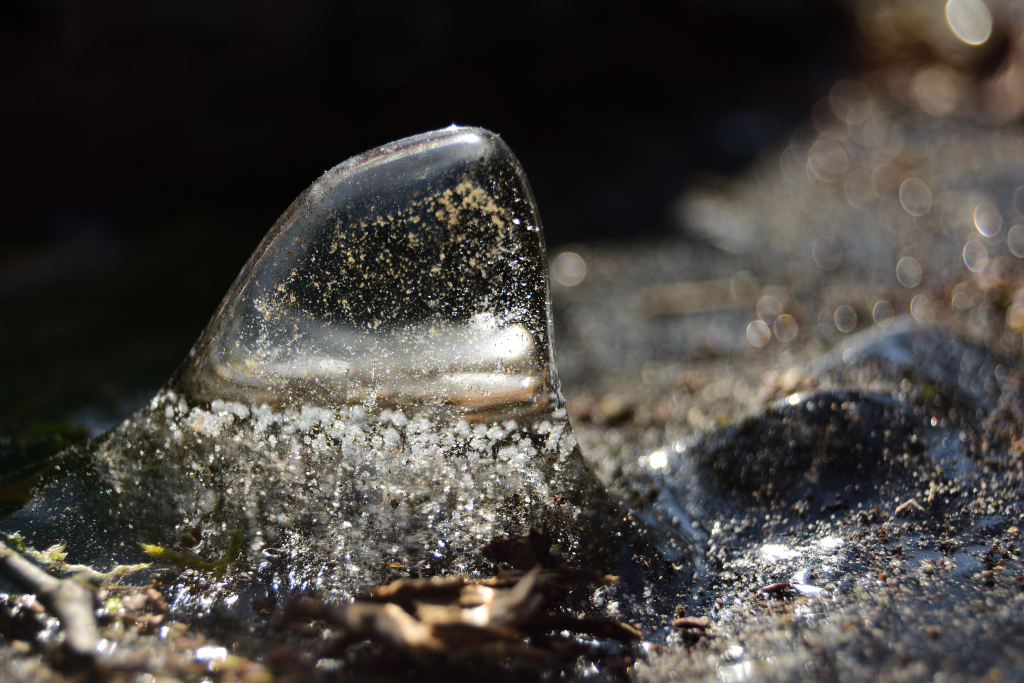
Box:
[2,127,686,624]
[180,126,555,418]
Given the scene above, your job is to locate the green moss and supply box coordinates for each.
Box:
[142,529,243,580]
[1,531,150,582]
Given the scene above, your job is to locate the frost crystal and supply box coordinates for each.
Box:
[5,127,684,623]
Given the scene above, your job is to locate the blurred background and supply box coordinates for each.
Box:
[0,0,1018,437]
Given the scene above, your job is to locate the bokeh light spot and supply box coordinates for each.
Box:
[830,80,873,126]
[757,295,784,323]
[911,65,968,117]
[834,305,857,332]
[844,166,876,207]
[896,256,923,288]
[910,295,933,323]
[952,291,974,311]
[1008,304,1024,332]
[899,179,932,216]
[873,301,895,326]
[780,146,810,187]
[946,0,993,46]
[746,320,771,348]
[774,314,798,342]
[963,240,989,272]
[1013,187,1024,214]
[1008,225,1024,258]
[552,251,587,286]
[974,202,1003,237]
[812,237,843,270]
[862,117,903,161]
[807,139,849,182]
[730,271,760,302]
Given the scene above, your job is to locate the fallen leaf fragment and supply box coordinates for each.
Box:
[279,530,640,674]
[895,498,926,517]
[672,617,711,630]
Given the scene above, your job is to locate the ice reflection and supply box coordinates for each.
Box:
[185,127,554,417]
[719,660,753,683]
[789,572,826,596]
[210,310,540,411]
[817,536,844,550]
[760,543,800,561]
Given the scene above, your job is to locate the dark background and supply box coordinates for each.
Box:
[0,0,859,427]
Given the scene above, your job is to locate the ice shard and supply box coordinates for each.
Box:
[183,126,555,415]
[3,127,686,623]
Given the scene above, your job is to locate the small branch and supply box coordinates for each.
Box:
[284,595,442,652]
[0,539,98,661]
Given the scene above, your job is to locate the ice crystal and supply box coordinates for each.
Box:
[4,127,684,624]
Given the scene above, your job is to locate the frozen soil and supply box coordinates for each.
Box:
[548,106,1024,680]
[8,103,1024,681]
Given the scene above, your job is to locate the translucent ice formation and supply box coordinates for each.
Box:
[4,127,685,624]
[181,126,555,417]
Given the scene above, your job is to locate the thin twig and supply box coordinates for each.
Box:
[0,539,98,661]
